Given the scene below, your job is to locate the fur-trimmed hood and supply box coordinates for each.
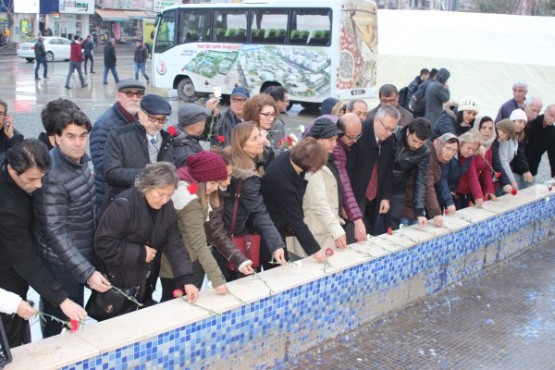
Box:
[442,100,459,120]
[232,166,260,180]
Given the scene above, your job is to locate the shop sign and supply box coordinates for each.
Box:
[59,0,94,14]
[154,0,182,12]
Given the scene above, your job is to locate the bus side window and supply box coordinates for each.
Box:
[290,30,309,44]
[235,28,246,42]
[215,27,226,41]
[252,28,265,43]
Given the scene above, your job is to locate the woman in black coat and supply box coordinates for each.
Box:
[94,162,198,305]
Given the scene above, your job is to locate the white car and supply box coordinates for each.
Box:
[17,37,72,62]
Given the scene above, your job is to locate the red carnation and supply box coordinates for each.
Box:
[495,172,502,179]
[468,201,474,207]
[286,135,294,146]
[511,189,518,196]
[167,126,177,137]
[187,183,198,195]
[549,186,553,192]
[387,227,393,235]
[325,247,334,257]
[216,135,225,143]
[173,288,184,298]
[69,319,79,333]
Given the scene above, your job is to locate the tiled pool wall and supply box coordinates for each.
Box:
[21,195,555,369]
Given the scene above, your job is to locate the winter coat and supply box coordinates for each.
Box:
[289,165,345,258]
[406,75,424,107]
[211,108,241,147]
[391,126,430,217]
[34,40,46,58]
[103,122,173,202]
[0,129,24,165]
[90,103,136,208]
[510,126,530,175]
[172,126,204,168]
[0,287,22,315]
[438,153,476,208]
[430,102,471,141]
[457,147,494,198]
[104,43,116,68]
[0,166,68,309]
[134,45,148,63]
[70,40,83,62]
[495,98,519,123]
[159,181,226,288]
[94,187,193,301]
[424,68,450,124]
[525,114,555,177]
[204,204,251,270]
[333,140,363,222]
[493,139,518,186]
[224,165,284,259]
[33,148,96,284]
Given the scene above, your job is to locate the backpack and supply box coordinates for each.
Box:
[398,86,408,109]
[408,82,427,116]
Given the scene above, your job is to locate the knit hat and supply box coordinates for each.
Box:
[186,151,228,183]
[306,117,344,139]
[140,94,172,116]
[496,118,516,138]
[509,108,527,122]
[178,104,212,127]
[458,96,479,113]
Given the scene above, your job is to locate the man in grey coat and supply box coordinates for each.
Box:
[424,68,450,125]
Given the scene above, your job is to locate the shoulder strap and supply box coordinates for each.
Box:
[229,179,243,237]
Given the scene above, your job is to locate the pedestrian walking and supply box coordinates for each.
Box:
[34,36,48,81]
[103,38,119,85]
[82,34,95,75]
[134,40,149,84]
[64,35,87,89]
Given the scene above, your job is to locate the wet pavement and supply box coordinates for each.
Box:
[286,241,555,370]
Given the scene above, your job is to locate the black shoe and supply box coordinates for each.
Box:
[85,72,87,75]
[103,82,108,85]
[90,71,95,74]
[65,85,70,89]
[35,77,40,81]
[82,84,88,88]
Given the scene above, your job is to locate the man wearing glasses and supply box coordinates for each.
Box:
[102,94,173,212]
[347,106,400,235]
[332,112,367,243]
[368,84,414,127]
[211,86,250,146]
[0,98,24,164]
[90,79,146,212]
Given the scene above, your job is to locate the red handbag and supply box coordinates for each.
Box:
[225,179,261,270]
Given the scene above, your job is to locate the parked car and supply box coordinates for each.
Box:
[16,37,71,62]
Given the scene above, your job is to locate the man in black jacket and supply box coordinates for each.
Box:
[526,104,555,180]
[387,118,431,230]
[33,110,111,338]
[103,94,173,209]
[347,105,400,235]
[34,36,48,80]
[103,38,119,85]
[0,140,86,347]
[0,98,24,165]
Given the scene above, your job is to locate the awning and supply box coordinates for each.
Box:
[96,9,129,21]
[96,9,158,21]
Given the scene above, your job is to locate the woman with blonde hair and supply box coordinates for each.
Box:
[215,122,286,280]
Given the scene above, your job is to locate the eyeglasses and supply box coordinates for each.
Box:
[259,112,276,118]
[344,132,363,142]
[378,118,396,133]
[121,90,145,98]
[231,98,247,103]
[142,110,167,124]
[0,111,5,117]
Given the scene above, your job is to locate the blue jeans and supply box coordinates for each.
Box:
[35,56,48,79]
[103,66,120,84]
[134,62,149,81]
[65,61,86,87]
[40,259,85,338]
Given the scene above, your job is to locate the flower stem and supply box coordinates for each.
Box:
[252,271,274,296]
[227,289,247,305]
[110,285,143,307]
[183,298,222,316]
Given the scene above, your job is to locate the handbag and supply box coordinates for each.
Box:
[225,179,261,271]
[0,320,12,369]
[85,285,141,322]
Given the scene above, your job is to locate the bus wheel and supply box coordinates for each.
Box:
[177,77,197,102]
[300,102,320,110]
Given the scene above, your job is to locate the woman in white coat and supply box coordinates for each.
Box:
[290,117,347,258]
[0,288,36,320]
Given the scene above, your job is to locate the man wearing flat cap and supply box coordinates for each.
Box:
[102,94,173,212]
[90,79,146,212]
[172,103,212,168]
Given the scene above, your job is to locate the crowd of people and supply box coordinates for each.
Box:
[0,70,553,349]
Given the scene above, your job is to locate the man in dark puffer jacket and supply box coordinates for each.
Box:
[34,109,111,338]
[90,79,145,213]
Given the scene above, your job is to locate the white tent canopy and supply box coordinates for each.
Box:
[376,10,555,116]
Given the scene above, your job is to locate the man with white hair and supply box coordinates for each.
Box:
[495,81,528,122]
[525,104,555,181]
[522,96,543,123]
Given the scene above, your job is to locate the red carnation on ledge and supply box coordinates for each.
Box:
[167,126,177,137]
[325,247,334,257]
[70,319,79,333]
[468,200,474,207]
[387,227,393,235]
[173,288,184,298]
[511,189,518,196]
[216,135,225,144]
[187,183,198,195]
[549,186,553,192]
